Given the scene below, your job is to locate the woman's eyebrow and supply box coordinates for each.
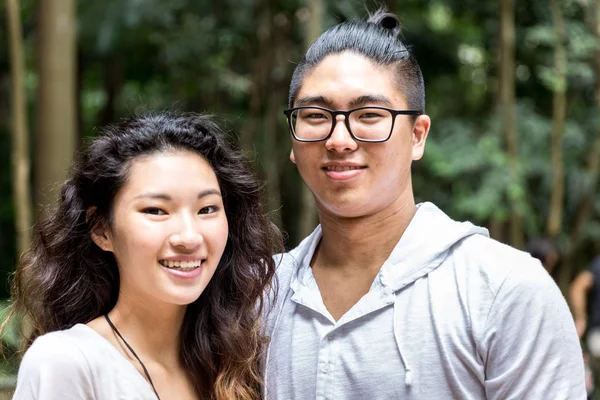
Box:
[134,189,222,201]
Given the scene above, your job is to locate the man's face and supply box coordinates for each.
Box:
[289,51,431,219]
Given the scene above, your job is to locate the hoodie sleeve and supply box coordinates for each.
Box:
[479,259,586,399]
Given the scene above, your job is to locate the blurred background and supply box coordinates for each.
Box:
[1,0,599,395]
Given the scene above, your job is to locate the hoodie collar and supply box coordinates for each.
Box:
[381,202,488,292]
[290,202,488,293]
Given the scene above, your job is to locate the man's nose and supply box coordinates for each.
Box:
[325,115,358,152]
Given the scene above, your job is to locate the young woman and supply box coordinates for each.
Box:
[8,112,281,399]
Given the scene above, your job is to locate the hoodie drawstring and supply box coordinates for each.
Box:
[393,297,413,387]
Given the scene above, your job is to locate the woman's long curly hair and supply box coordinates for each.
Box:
[7,112,281,399]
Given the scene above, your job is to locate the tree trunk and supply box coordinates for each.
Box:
[297,0,323,239]
[498,0,523,249]
[563,0,600,290]
[264,82,283,229]
[546,0,570,294]
[98,55,125,126]
[35,0,77,211]
[488,220,504,243]
[570,137,600,248]
[7,0,33,256]
[546,0,567,238]
[241,0,272,154]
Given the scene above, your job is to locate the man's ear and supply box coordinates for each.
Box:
[87,207,113,253]
[290,148,296,164]
[412,114,431,161]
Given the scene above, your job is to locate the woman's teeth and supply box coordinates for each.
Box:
[159,260,202,271]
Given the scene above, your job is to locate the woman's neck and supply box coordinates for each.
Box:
[106,295,186,366]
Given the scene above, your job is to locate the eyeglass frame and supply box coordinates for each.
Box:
[283,106,423,143]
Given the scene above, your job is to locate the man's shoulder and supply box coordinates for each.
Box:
[273,230,319,282]
[272,248,304,287]
[450,234,549,290]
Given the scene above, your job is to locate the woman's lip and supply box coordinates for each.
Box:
[161,263,204,280]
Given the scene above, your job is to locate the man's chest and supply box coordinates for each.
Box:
[264,282,486,400]
[312,269,379,321]
[266,303,408,400]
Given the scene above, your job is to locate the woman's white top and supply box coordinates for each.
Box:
[13,324,158,399]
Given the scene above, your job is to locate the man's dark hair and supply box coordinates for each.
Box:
[288,8,425,112]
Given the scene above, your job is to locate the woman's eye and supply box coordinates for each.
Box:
[199,205,219,215]
[142,207,166,216]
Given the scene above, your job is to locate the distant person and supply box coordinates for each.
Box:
[570,255,600,399]
[263,8,586,399]
[8,113,281,399]
[571,256,600,348]
[526,237,559,274]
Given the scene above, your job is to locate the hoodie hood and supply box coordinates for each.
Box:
[380,202,489,292]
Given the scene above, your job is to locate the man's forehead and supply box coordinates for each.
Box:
[293,93,404,109]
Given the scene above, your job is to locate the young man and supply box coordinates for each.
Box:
[263,9,585,400]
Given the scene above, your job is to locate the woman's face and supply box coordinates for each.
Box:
[92,150,229,308]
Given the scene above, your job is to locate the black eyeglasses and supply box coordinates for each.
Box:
[283,106,422,143]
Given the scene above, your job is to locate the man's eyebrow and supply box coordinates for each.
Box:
[134,189,222,201]
[294,94,393,109]
[348,95,393,108]
[294,96,333,107]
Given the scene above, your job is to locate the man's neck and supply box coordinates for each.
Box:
[314,196,417,272]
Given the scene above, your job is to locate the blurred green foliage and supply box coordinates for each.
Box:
[0,0,598,315]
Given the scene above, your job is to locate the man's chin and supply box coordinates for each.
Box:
[317,199,376,220]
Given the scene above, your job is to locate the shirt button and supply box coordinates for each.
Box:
[320,362,328,373]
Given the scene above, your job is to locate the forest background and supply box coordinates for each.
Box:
[1,0,599,389]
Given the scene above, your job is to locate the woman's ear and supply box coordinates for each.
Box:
[87,207,114,253]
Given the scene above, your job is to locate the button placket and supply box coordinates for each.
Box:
[315,332,334,399]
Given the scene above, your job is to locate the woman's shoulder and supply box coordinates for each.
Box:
[23,324,101,364]
[19,324,96,374]
[14,325,99,399]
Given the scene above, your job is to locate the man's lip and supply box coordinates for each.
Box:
[321,162,366,169]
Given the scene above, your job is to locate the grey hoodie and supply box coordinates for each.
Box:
[264,202,585,399]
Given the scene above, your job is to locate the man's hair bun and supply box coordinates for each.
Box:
[367,9,402,38]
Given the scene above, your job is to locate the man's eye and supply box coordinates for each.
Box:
[142,207,166,216]
[199,205,219,215]
[300,111,328,120]
[359,112,384,119]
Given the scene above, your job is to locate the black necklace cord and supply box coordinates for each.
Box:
[104,314,161,400]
